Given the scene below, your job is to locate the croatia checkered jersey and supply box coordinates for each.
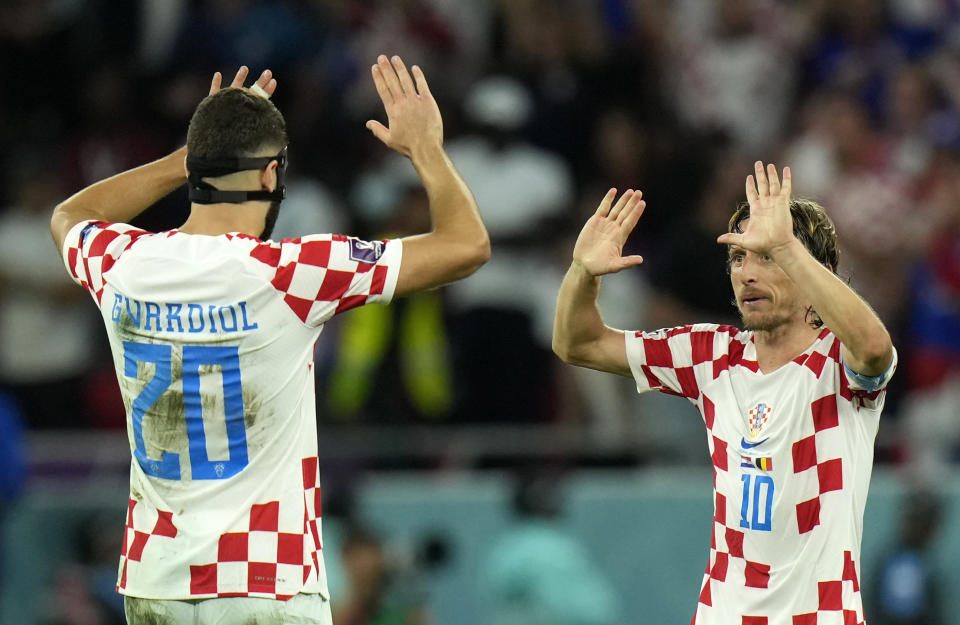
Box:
[624,324,896,625]
[61,219,402,601]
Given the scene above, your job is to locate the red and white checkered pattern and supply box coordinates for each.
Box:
[789,551,864,624]
[626,325,895,624]
[119,498,178,590]
[61,221,401,601]
[188,500,306,598]
[63,221,149,304]
[248,234,394,325]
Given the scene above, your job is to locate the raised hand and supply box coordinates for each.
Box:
[366,55,443,158]
[573,189,646,276]
[208,66,277,98]
[717,162,795,256]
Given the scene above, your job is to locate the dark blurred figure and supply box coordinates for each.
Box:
[40,512,126,625]
[481,469,623,625]
[443,75,573,424]
[870,491,945,625]
[325,185,454,424]
[333,524,431,625]
[0,153,100,428]
[0,389,27,617]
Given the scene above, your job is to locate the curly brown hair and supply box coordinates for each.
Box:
[187,87,288,159]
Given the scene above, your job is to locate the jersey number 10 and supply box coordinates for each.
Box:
[123,340,249,480]
[740,474,774,531]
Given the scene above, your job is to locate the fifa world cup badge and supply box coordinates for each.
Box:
[748,402,772,439]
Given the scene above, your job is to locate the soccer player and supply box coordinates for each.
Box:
[553,162,896,623]
[50,56,489,625]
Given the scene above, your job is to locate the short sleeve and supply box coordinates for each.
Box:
[842,347,898,410]
[61,220,150,304]
[624,324,735,401]
[250,234,402,327]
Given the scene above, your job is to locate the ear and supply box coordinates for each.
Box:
[260,159,279,192]
[183,154,190,178]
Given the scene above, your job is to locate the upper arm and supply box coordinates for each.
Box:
[393,231,490,297]
[841,342,897,393]
[840,339,895,378]
[561,326,632,377]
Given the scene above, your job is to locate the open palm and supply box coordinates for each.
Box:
[717,162,795,256]
[574,189,646,276]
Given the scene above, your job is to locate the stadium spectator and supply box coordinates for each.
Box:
[870,491,946,625]
[443,74,573,423]
[553,163,896,622]
[481,468,623,625]
[49,57,488,625]
[332,523,431,625]
[0,152,100,428]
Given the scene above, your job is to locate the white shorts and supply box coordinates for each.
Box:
[124,592,332,625]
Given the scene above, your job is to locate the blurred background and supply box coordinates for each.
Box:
[1,0,960,623]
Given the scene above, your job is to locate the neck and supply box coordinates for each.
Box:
[179,202,268,237]
[752,320,821,373]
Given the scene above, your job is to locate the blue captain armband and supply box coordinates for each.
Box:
[843,360,894,393]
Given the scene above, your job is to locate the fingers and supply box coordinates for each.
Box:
[619,197,646,236]
[766,163,781,196]
[754,161,769,197]
[365,120,390,146]
[613,255,645,273]
[595,188,617,217]
[377,54,404,98]
[717,232,743,247]
[371,63,394,107]
[616,191,643,226]
[411,65,431,97]
[252,69,276,98]
[229,66,250,89]
[746,174,760,204]
[608,190,635,222]
[390,56,416,97]
[781,166,792,198]
[209,72,223,95]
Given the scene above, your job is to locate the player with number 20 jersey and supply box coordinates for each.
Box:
[63,222,401,599]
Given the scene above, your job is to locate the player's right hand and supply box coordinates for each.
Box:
[366,55,443,159]
[572,188,646,276]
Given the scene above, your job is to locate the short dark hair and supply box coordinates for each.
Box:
[727,198,840,273]
[186,87,288,159]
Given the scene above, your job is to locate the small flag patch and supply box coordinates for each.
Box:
[740,456,773,471]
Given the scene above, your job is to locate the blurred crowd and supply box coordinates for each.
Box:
[1,0,959,477]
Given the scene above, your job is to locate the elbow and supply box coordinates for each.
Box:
[865,342,895,374]
[857,332,895,375]
[552,342,575,365]
[457,234,491,278]
[552,335,585,366]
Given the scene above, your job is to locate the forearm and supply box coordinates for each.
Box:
[553,262,608,363]
[410,143,489,269]
[773,239,894,374]
[51,147,188,247]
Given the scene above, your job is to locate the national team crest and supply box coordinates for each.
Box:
[748,402,772,438]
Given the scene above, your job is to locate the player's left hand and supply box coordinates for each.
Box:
[207,66,277,98]
[717,162,796,258]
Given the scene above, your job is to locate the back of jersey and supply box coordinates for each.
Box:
[62,220,401,601]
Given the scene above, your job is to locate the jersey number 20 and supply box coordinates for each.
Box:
[123,340,249,480]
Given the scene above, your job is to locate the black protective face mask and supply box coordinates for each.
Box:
[186,146,288,205]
